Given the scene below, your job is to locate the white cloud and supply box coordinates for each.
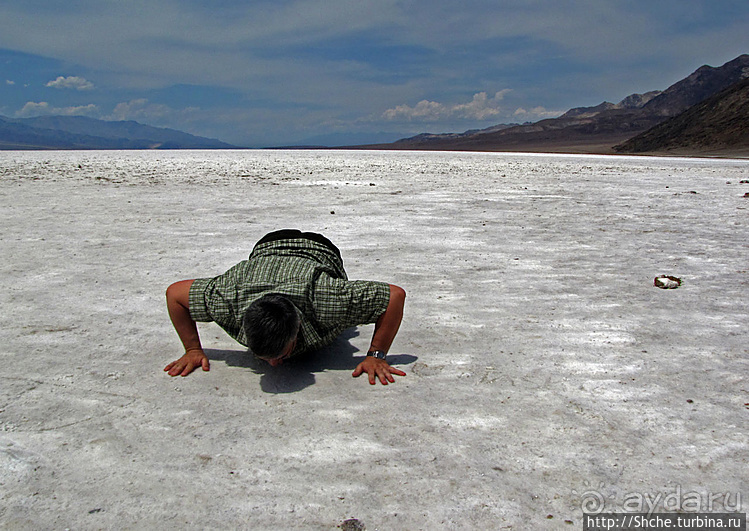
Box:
[382,99,445,121]
[107,98,179,120]
[46,76,95,91]
[453,90,513,120]
[382,90,512,122]
[17,102,51,116]
[16,101,99,117]
[106,99,207,134]
[513,106,564,120]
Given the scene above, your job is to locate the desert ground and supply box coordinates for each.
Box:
[0,150,747,530]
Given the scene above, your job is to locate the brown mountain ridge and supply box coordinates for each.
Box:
[614,76,749,156]
[357,54,749,156]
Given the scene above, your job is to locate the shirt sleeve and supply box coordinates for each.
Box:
[188,278,215,322]
[313,278,391,329]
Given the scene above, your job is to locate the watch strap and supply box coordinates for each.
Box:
[366,350,387,360]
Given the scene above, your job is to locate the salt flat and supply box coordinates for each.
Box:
[0,150,747,530]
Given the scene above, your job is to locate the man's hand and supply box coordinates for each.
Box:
[165,279,208,377]
[352,357,406,385]
[164,348,210,377]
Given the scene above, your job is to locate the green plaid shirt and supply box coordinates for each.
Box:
[188,238,390,355]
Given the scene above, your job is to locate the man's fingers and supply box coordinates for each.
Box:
[165,351,208,377]
[352,360,405,384]
[379,365,405,384]
[180,362,197,377]
[168,360,192,377]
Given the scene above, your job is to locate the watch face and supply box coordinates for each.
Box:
[368,350,386,359]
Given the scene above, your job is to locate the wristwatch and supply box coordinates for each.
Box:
[366,350,387,360]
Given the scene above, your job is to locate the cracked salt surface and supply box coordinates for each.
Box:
[0,150,747,529]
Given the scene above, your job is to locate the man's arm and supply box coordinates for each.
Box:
[164,279,210,376]
[352,284,407,385]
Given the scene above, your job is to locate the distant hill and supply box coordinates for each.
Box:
[391,122,523,147]
[357,54,749,155]
[614,77,749,156]
[558,90,662,119]
[0,115,238,150]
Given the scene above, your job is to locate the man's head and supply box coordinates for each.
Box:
[243,294,300,364]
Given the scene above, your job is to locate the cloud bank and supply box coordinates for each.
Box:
[382,91,512,122]
[46,76,95,91]
[16,101,99,117]
[107,98,201,124]
[513,107,565,120]
[0,1,746,145]
[381,91,563,124]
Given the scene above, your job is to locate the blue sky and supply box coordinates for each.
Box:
[1,0,747,147]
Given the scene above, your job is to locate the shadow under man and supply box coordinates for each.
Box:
[205,328,416,394]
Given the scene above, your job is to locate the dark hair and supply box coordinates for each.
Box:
[243,294,300,359]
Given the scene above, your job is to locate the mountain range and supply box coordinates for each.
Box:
[360,54,749,156]
[0,115,237,150]
[614,76,749,156]
[2,54,747,155]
